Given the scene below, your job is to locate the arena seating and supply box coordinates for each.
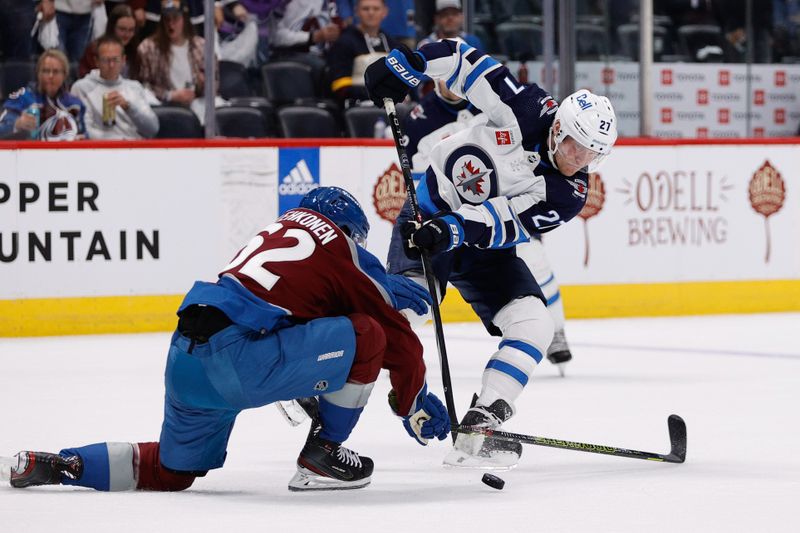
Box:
[343,106,386,138]
[153,106,203,138]
[216,106,269,138]
[277,106,340,138]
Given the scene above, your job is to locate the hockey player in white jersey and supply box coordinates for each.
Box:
[403,79,576,372]
[365,40,617,468]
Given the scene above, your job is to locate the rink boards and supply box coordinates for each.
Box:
[0,138,798,336]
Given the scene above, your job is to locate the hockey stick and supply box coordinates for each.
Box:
[383,98,458,439]
[452,414,687,463]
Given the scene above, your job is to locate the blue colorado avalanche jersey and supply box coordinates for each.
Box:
[0,84,86,139]
[413,39,589,249]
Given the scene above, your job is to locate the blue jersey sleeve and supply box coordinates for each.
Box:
[355,244,398,309]
[0,87,35,138]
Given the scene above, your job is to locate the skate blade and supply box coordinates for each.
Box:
[555,362,568,377]
[442,448,519,471]
[287,466,371,492]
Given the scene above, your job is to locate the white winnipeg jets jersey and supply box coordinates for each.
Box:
[413,39,590,250]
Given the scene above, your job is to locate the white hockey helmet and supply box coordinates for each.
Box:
[549,89,617,173]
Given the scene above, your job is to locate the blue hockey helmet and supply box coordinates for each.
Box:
[299,186,370,246]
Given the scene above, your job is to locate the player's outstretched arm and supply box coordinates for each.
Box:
[385,273,433,316]
[365,40,523,130]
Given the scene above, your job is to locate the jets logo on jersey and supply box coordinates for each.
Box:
[444,145,497,205]
[539,96,558,117]
[567,177,588,200]
[456,160,490,196]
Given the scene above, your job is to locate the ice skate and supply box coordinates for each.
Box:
[547,329,572,376]
[444,398,522,471]
[288,430,374,491]
[3,451,83,488]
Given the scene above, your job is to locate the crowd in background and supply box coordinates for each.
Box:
[0,0,798,140]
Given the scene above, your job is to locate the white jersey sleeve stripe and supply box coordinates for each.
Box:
[482,199,504,248]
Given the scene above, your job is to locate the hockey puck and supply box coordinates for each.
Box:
[481,473,505,490]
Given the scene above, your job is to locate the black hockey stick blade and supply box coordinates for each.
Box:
[666,414,687,463]
[453,414,687,464]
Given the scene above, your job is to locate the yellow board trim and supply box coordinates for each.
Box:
[443,279,800,320]
[2,280,799,337]
[0,295,184,337]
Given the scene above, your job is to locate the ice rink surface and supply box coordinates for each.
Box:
[1,313,798,533]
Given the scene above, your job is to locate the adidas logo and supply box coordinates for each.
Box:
[280,159,318,195]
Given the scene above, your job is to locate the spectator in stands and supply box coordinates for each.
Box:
[416,0,483,52]
[71,35,158,139]
[130,0,147,28]
[39,0,105,62]
[655,0,722,27]
[720,0,773,63]
[216,1,262,67]
[268,0,341,72]
[0,49,86,140]
[328,0,398,106]
[381,0,415,47]
[140,0,247,38]
[104,0,130,17]
[235,0,285,65]
[79,4,141,78]
[773,0,800,61]
[137,0,220,121]
[0,0,37,61]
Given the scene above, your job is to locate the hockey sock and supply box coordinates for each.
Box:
[318,382,375,442]
[315,313,383,442]
[59,442,137,491]
[481,339,543,406]
[482,296,553,407]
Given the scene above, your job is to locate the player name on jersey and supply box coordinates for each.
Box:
[279,210,339,245]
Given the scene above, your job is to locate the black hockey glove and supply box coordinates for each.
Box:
[400,214,465,258]
[365,43,426,107]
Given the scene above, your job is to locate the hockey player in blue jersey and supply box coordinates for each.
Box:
[365,39,618,468]
[402,79,577,373]
[3,187,449,493]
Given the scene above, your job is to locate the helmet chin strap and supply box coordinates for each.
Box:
[546,126,562,171]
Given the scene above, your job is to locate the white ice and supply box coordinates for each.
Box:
[1,313,798,533]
